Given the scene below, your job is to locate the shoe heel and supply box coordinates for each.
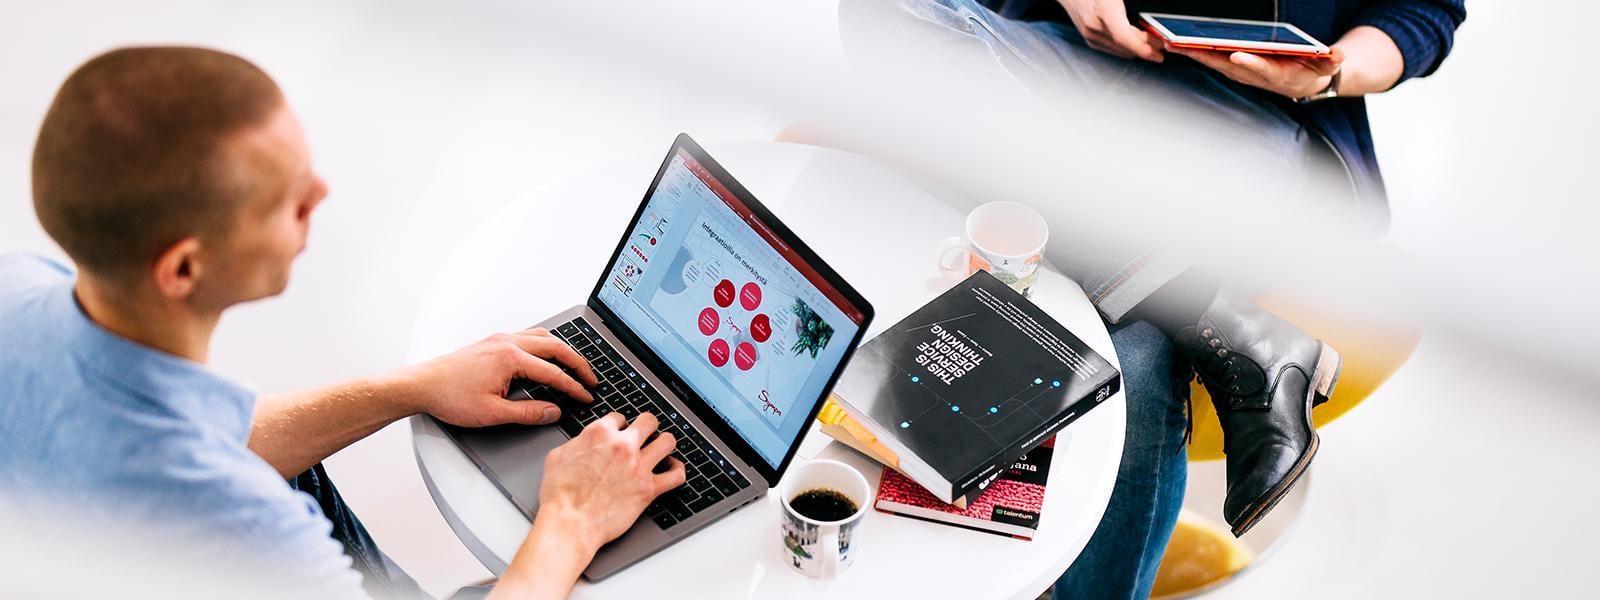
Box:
[1311,342,1341,407]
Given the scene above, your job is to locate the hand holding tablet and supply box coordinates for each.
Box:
[1140,13,1330,57]
[1141,13,1345,101]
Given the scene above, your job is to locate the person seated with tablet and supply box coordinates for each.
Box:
[839,0,1464,598]
[0,47,684,599]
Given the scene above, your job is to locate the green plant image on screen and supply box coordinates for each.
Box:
[789,298,834,358]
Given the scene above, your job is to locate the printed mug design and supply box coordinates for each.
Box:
[969,244,1041,294]
[781,509,856,574]
[940,200,1048,296]
[777,459,869,579]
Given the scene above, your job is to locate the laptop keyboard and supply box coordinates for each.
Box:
[506,316,752,530]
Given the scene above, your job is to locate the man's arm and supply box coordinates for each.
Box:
[248,375,416,479]
[1351,0,1467,85]
[1332,26,1406,98]
[249,329,597,478]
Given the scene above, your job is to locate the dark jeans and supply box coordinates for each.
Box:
[1054,321,1192,599]
[288,464,435,600]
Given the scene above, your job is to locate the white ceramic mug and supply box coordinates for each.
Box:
[938,201,1049,296]
[777,459,870,579]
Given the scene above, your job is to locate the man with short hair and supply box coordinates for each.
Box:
[0,46,682,599]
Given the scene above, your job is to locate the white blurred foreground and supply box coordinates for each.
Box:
[0,1,1594,597]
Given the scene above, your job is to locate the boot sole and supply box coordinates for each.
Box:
[1229,342,1342,537]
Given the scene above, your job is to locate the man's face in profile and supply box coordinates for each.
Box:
[197,105,327,307]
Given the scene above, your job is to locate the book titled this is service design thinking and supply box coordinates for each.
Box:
[831,271,1120,506]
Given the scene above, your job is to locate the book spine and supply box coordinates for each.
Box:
[950,374,1121,501]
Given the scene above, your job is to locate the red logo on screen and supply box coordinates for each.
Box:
[698,308,719,335]
[750,314,771,343]
[714,280,736,308]
[734,342,757,371]
[740,282,762,310]
[708,338,730,367]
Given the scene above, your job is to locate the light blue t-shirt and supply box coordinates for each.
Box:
[0,253,364,596]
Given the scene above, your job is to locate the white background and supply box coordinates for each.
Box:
[1,1,1595,597]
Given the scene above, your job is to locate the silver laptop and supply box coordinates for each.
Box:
[438,134,874,580]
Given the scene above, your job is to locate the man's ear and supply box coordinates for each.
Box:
[151,237,204,300]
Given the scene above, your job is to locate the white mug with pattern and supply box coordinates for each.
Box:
[937,201,1049,296]
[777,459,870,579]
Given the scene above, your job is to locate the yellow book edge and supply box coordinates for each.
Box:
[817,396,972,510]
[819,400,896,464]
[816,395,899,467]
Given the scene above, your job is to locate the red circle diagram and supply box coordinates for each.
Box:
[734,342,758,371]
[739,282,763,310]
[698,308,720,336]
[708,339,731,367]
[714,280,736,308]
[750,314,771,343]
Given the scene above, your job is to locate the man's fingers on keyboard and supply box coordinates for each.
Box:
[510,352,592,403]
[590,412,627,432]
[540,337,599,387]
[510,334,599,388]
[651,458,687,494]
[625,412,660,444]
[642,431,676,464]
[521,326,554,338]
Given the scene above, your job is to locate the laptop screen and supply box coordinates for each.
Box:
[596,146,866,468]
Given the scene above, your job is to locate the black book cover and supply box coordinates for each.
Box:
[834,271,1120,501]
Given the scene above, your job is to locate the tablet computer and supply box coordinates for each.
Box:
[1140,13,1330,57]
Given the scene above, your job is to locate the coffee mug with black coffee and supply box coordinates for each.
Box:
[777,459,869,579]
[790,488,859,522]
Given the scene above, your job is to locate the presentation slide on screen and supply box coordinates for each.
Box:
[598,151,857,465]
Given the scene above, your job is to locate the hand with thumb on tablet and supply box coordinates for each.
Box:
[1168,42,1345,102]
[1138,12,1405,102]
[1139,12,1345,101]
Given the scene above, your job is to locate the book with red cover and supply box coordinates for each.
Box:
[874,435,1059,540]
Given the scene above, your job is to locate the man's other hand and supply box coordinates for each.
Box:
[1058,0,1164,62]
[537,412,687,553]
[489,412,685,599]
[395,327,600,428]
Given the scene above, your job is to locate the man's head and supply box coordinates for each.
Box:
[32,46,326,310]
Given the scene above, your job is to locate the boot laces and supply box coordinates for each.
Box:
[1193,327,1238,386]
[1190,326,1267,399]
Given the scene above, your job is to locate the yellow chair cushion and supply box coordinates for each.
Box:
[1185,292,1422,462]
[1151,510,1254,599]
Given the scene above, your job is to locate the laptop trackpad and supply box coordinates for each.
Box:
[447,422,568,517]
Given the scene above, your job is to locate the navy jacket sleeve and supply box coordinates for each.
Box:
[1352,0,1467,84]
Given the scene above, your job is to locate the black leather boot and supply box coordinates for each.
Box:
[1175,294,1341,537]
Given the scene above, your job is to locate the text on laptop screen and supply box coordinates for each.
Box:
[598,149,865,468]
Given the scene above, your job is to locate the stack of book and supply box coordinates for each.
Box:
[820,271,1120,539]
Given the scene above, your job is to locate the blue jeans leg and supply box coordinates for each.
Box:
[1054,321,1191,600]
[288,464,427,600]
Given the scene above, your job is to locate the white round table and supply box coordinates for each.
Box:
[407,141,1126,600]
